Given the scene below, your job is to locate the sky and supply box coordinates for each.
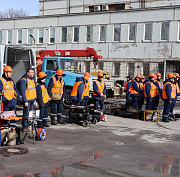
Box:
[0,0,39,16]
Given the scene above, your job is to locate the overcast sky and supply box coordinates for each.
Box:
[0,0,39,16]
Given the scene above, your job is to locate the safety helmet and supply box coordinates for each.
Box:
[98,72,103,77]
[174,73,180,78]
[83,76,89,82]
[167,73,174,79]
[38,72,47,78]
[3,66,13,72]
[149,73,155,78]
[84,72,90,77]
[154,75,157,80]
[156,73,161,77]
[136,75,141,78]
[56,69,63,76]
[141,75,145,79]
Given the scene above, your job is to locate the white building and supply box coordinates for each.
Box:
[1,0,180,83]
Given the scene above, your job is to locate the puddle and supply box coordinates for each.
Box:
[139,156,180,176]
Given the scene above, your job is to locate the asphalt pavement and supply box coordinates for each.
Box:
[1,98,180,177]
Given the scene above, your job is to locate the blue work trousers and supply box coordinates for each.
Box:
[163,100,171,121]
[154,95,159,110]
[22,102,34,130]
[3,107,16,128]
[94,100,104,110]
[82,98,88,106]
[50,102,63,120]
[38,106,48,126]
[131,96,140,108]
[138,95,144,109]
[170,98,176,114]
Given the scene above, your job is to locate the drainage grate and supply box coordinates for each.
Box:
[0,147,29,157]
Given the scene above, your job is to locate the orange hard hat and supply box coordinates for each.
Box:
[56,69,63,75]
[149,73,155,77]
[141,75,145,79]
[174,73,180,78]
[136,75,141,78]
[154,75,157,80]
[3,66,13,72]
[98,72,103,77]
[83,76,89,82]
[38,72,47,78]
[168,73,174,79]
[84,72,90,77]
[156,73,161,77]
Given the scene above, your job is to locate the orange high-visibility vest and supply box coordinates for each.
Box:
[36,83,50,104]
[83,82,89,97]
[130,81,140,95]
[93,80,105,96]
[124,81,131,92]
[51,76,64,96]
[144,82,157,98]
[0,77,15,100]
[175,83,180,94]
[22,78,36,101]
[71,81,83,98]
[162,82,176,99]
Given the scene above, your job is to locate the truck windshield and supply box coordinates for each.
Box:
[60,59,77,71]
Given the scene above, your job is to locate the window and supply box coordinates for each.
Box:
[28,29,33,44]
[144,23,152,41]
[50,28,55,43]
[100,25,106,42]
[143,63,149,77]
[161,22,169,41]
[128,63,134,77]
[114,62,120,76]
[8,30,12,44]
[61,27,67,43]
[129,24,136,42]
[86,62,90,73]
[114,24,121,41]
[46,60,58,71]
[139,0,145,8]
[18,30,22,44]
[74,27,79,43]
[98,62,104,70]
[0,31,2,44]
[86,26,92,43]
[39,29,43,44]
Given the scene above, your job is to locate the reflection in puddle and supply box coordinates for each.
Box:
[139,156,180,176]
[7,152,102,177]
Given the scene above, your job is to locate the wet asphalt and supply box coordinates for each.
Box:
[1,97,180,177]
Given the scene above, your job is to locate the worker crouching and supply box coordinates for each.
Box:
[36,72,51,128]
[93,72,106,111]
[48,69,65,125]
[70,76,89,105]
[162,73,176,122]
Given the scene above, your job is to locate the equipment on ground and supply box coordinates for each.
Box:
[144,110,160,122]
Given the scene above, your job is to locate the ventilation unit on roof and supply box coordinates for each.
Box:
[102,5,109,11]
[94,6,101,11]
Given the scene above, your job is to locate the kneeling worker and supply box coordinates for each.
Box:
[36,72,51,128]
[93,72,106,111]
[70,76,89,105]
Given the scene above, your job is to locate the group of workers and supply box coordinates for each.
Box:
[0,66,106,145]
[124,72,180,122]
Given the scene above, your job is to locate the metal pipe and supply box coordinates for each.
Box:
[69,0,70,14]
[163,60,166,80]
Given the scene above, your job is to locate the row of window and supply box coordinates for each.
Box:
[0,22,172,45]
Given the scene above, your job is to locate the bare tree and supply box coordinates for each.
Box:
[0,8,29,18]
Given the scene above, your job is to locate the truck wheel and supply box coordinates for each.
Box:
[64,89,72,106]
[92,118,97,125]
[83,120,88,127]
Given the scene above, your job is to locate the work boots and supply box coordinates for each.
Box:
[57,117,65,124]
[51,117,57,125]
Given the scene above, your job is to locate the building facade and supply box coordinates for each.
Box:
[0,0,180,82]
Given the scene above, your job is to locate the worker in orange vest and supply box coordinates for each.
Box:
[130,75,143,108]
[20,68,37,132]
[174,73,180,96]
[82,72,90,106]
[93,72,106,110]
[153,73,162,110]
[139,75,145,109]
[124,76,131,102]
[162,73,176,122]
[144,73,157,110]
[70,76,89,105]
[47,69,65,125]
[0,66,23,145]
[36,72,51,128]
